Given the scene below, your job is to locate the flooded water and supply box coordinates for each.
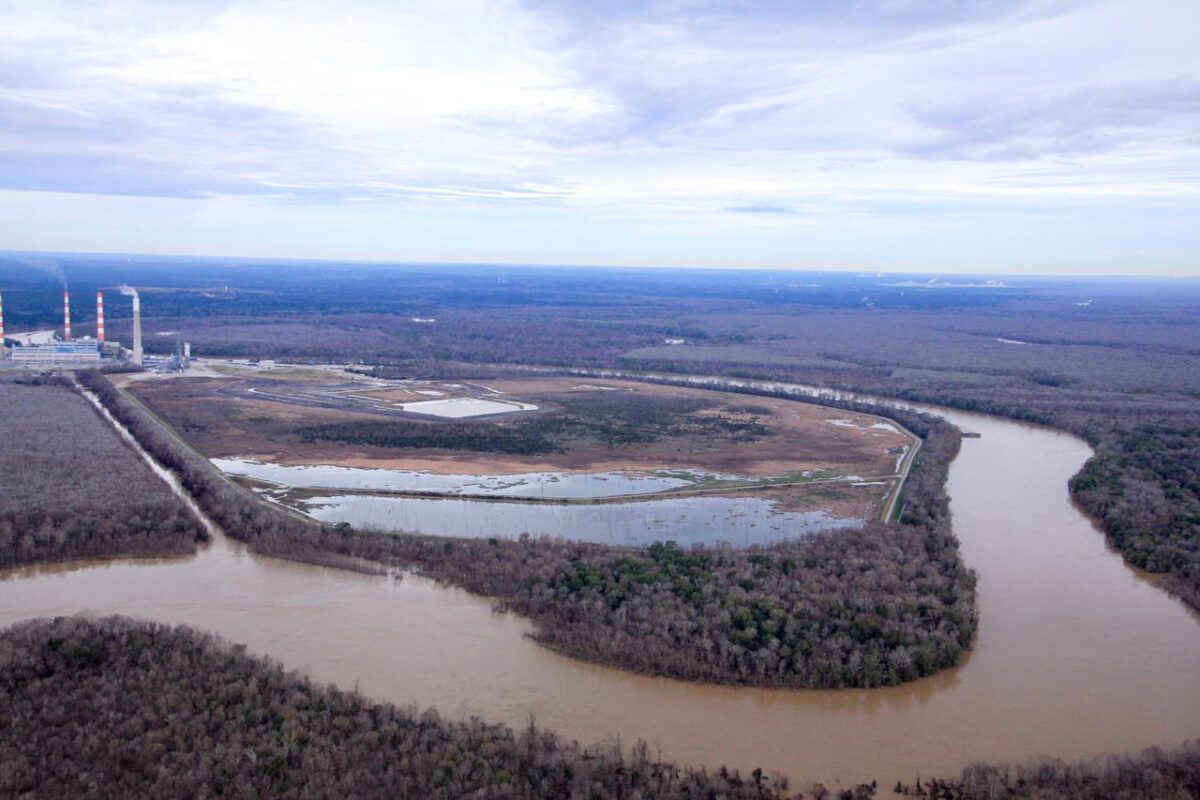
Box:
[218,457,861,545]
[3,389,1200,791]
[299,493,858,547]
[215,458,712,498]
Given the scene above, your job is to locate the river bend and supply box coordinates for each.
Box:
[2,390,1198,789]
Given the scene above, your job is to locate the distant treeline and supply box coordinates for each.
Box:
[0,375,206,567]
[0,615,818,799]
[81,370,974,690]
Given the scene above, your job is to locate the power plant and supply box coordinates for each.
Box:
[0,286,183,370]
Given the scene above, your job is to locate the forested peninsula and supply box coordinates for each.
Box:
[81,369,974,690]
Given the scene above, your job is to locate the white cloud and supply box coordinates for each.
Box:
[0,0,1197,270]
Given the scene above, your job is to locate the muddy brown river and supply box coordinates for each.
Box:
[2,390,1199,790]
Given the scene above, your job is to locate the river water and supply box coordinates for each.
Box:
[2,396,1199,790]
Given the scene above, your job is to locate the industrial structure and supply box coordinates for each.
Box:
[10,339,101,366]
[120,285,143,366]
[0,285,184,370]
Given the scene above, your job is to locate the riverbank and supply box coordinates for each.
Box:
[2,370,1197,790]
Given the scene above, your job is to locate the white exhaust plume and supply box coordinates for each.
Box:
[119,285,142,365]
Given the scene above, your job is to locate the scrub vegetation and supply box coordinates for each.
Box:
[82,370,973,690]
[294,392,767,455]
[0,374,206,567]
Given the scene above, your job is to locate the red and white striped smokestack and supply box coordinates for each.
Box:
[63,290,71,341]
[96,291,105,343]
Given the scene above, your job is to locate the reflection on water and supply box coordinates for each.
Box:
[3,393,1200,791]
[300,493,859,546]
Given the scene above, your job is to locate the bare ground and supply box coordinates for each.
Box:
[129,375,913,482]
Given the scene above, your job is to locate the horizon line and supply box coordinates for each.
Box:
[2,248,1197,281]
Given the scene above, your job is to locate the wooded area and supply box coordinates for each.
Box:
[898,743,1200,799]
[0,375,206,567]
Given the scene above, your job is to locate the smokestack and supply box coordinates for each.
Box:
[63,290,71,341]
[96,291,105,343]
[131,293,141,365]
[0,290,6,359]
[120,285,142,365]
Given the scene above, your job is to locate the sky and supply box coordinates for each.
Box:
[0,0,1197,274]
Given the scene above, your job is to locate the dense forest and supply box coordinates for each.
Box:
[82,370,974,690]
[0,615,827,799]
[897,743,1200,799]
[0,375,206,567]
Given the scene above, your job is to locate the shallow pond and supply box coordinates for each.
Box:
[396,397,538,417]
[215,458,735,498]
[298,493,860,546]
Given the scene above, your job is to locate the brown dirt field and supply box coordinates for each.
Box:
[130,375,914,481]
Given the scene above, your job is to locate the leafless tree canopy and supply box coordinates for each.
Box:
[0,375,207,567]
[896,742,1200,799]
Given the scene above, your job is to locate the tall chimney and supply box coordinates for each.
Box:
[119,285,142,365]
[96,291,105,343]
[0,290,6,359]
[131,292,142,365]
[63,290,71,341]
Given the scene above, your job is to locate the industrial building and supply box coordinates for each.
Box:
[9,339,102,366]
[0,285,180,370]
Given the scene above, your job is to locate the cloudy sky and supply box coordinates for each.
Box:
[1,0,1197,273]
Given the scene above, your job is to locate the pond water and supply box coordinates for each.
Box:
[215,458,732,498]
[298,493,859,547]
[396,397,538,417]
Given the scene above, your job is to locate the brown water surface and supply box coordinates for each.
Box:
[2,400,1199,790]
